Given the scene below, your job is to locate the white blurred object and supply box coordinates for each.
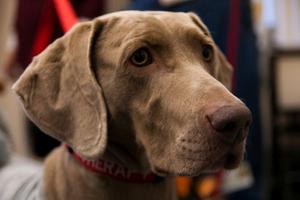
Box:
[274,0,300,49]
[251,0,276,50]
[276,56,300,110]
[221,161,255,194]
[0,156,43,199]
[262,0,276,29]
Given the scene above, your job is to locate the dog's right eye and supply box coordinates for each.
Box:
[130,48,153,67]
[202,44,213,62]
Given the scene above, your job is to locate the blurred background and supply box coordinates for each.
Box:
[0,0,299,199]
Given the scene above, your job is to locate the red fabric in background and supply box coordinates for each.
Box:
[226,0,241,92]
[30,0,55,57]
[16,0,105,68]
[53,0,78,32]
[16,0,45,67]
[31,0,79,58]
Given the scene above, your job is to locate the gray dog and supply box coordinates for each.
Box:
[0,11,251,200]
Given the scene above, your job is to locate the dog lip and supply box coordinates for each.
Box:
[177,152,227,173]
[223,151,242,169]
[223,141,245,169]
[176,140,244,172]
[153,166,169,176]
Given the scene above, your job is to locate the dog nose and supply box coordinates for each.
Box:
[206,104,252,144]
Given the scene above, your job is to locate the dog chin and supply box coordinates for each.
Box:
[152,160,242,177]
[173,166,223,177]
[175,157,243,177]
[180,153,244,176]
[152,161,223,177]
[151,144,245,177]
[175,167,221,177]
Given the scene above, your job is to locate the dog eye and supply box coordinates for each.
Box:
[130,48,153,67]
[202,45,213,61]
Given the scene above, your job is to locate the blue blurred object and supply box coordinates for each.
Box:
[129,1,262,200]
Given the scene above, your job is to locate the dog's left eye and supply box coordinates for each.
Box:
[130,48,153,67]
[202,45,213,61]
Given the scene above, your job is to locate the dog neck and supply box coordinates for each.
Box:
[66,145,164,184]
[43,146,177,200]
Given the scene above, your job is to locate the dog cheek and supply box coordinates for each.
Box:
[131,107,178,174]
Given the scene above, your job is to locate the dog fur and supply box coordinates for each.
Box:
[3,11,251,200]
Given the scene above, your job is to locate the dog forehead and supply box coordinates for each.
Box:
[96,11,208,47]
[101,10,189,20]
[99,11,199,32]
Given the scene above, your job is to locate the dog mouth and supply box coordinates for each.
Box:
[220,142,245,170]
[202,151,242,172]
[207,142,245,171]
[213,145,244,170]
[175,141,245,175]
[153,166,170,176]
[151,149,243,177]
[223,151,243,169]
[149,137,246,177]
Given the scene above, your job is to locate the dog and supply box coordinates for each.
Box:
[0,11,252,200]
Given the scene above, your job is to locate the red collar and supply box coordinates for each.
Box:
[66,146,164,184]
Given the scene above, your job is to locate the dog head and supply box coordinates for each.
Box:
[13,11,251,176]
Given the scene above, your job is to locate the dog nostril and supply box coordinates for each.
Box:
[219,121,237,133]
[207,104,252,143]
[208,116,239,133]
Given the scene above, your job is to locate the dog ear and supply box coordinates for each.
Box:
[188,12,211,36]
[12,20,107,160]
[216,48,233,90]
[187,12,233,90]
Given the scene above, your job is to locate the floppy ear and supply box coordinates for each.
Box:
[188,12,211,36]
[12,20,107,159]
[216,48,233,90]
[187,12,233,90]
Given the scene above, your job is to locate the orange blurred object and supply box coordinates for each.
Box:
[196,175,218,199]
[176,176,192,198]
